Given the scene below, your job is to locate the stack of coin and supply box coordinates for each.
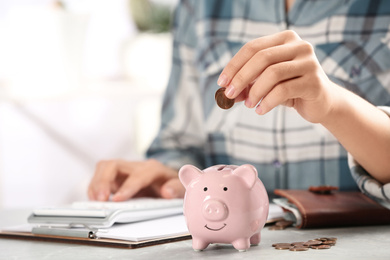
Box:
[215,87,235,109]
[272,237,337,252]
[268,220,294,230]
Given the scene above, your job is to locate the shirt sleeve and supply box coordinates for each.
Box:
[146,0,207,170]
[348,106,390,204]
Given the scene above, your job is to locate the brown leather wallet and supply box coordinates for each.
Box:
[274,189,390,229]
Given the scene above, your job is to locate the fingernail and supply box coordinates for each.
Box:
[245,99,252,108]
[112,191,124,202]
[225,85,235,98]
[217,74,228,86]
[164,187,177,198]
[256,104,263,115]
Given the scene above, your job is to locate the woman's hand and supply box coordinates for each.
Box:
[217,30,390,183]
[218,30,338,124]
[88,159,185,201]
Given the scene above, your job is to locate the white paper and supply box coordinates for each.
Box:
[0,224,33,233]
[95,204,284,242]
[96,214,189,242]
[267,203,285,223]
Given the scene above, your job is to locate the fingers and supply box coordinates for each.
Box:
[225,43,300,100]
[226,41,313,102]
[110,159,179,201]
[215,30,325,121]
[218,30,301,90]
[88,159,136,201]
[160,178,186,199]
[88,158,182,202]
[111,173,149,201]
[245,58,311,108]
[217,30,317,115]
[88,160,120,201]
[255,76,308,115]
[110,160,157,201]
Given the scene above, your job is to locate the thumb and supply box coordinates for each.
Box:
[160,178,186,199]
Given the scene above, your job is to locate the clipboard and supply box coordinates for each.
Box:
[0,214,191,249]
[0,230,191,249]
[0,198,192,249]
[0,202,284,248]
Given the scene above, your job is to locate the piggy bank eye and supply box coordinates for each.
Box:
[223,187,228,191]
[204,187,208,191]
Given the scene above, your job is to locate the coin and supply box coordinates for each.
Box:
[272,243,292,247]
[311,245,331,250]
[322,240,336,246]
[275,245,292,250]
[304,241,323,246]
[315,238,328,242]
[268,220,294,230]
[268,225,284,230]
[275,220,294,228]
[272,236,337,252]
[289,246,309,251]
[291,242,306,246]
[215,87,235,109]
[322,237,337,242]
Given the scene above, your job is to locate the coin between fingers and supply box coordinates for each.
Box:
[215,87,235,109]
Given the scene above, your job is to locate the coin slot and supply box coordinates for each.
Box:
[217,166,225,171]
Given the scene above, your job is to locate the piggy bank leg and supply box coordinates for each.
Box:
[250,232,261,245]
[192,238,209,251]
[232,238,250,252]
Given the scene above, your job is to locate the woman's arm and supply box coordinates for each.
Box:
[88,1,202,201]
[321,85,390,184]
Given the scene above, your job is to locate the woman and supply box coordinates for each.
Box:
[88,0,390,205]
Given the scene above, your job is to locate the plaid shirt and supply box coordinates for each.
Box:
[147,0,390,200]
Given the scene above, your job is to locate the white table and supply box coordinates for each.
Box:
[1,209,389,260]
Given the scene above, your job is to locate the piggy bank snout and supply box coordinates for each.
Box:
[202,200,228,221]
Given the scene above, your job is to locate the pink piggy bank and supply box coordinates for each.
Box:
[178,164,269,252]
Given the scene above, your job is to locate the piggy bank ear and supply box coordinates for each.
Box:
[178,165,203,188]
[232,164,258,189]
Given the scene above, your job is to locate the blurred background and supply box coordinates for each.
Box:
[0,0,177,209]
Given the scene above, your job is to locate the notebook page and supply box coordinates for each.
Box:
[96,214,189,242]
